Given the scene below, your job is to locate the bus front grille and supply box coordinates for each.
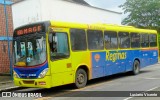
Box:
[23,80,34,84]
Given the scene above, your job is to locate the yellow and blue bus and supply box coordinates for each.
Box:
[13,21,159,88]
[158,33,160,58]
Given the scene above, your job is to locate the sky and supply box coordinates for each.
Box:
[84,0,126,13]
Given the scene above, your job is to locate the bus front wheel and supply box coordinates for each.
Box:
[75,69,87,88]
[132,60,140,75]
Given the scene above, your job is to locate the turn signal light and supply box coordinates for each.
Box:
[39,81,46,85]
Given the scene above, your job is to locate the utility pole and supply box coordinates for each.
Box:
[3,0,13,79]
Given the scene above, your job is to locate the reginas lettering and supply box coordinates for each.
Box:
[106,51,127,62]
[16,25,42,36]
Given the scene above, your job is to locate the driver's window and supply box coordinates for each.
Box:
[49,32,69,60]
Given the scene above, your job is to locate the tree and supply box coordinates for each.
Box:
[120,0,160,32]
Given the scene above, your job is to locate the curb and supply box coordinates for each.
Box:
[0,81,27,92]
[0,86,20,92]
[0,81,12,84]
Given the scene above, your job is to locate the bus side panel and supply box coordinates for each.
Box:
[50,58,74,87]
[105,50,126,76]
[120,50,132,72]
[125,50,142,71]
[91,51,128,79]
[105,58,116,76]
[125,50,133,72]
[90,49,158,80]
[91,52,106,79]
[140,49,157,67]
[71,51,92,80]
[142,50,151,67]
[149,49,158,65]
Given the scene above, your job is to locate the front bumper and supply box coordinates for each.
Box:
[14,75,52,88]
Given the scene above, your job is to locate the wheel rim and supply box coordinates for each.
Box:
[77,73,85,84]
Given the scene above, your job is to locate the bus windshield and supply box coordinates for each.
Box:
[13,33,46,66]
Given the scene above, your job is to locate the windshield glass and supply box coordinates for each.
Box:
[13,33,46,66]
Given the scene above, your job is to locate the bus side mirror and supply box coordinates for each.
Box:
[49,34,53,43]
[48,28,56,43]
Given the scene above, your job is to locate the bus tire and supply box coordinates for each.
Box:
[75,69,87,88]
[132,60,140,75]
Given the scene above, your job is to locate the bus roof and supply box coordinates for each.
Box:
[50,20,157,34]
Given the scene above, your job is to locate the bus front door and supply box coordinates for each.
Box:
[49,31,73,87]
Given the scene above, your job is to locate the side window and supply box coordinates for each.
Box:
[130,33,140,48]
[118,32,130,48]
[149,34,157,47]
[87,30,104,50]
[49,33,69,60]
[70,29,87,51]
[104,31,118,49]
[141,33,149,48]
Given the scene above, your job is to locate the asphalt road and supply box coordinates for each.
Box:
[1,63,160,100]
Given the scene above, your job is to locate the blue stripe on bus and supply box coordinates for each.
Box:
[14,62,48,79]
[91,50,158,79]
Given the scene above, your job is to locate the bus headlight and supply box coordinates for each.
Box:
[38,68,48,78]
[13,71,20,78]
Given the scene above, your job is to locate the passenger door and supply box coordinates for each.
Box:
[48,28,73,87]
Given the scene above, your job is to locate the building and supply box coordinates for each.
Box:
[0,0,13,73]
[65,0,90,6]
[12,0,122,29]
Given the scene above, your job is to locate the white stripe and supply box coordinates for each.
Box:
[123,97,133,100]
[146,86,158,91]
[0,86,19,91]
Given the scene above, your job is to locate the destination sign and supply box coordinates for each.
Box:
[14,23,46,37]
